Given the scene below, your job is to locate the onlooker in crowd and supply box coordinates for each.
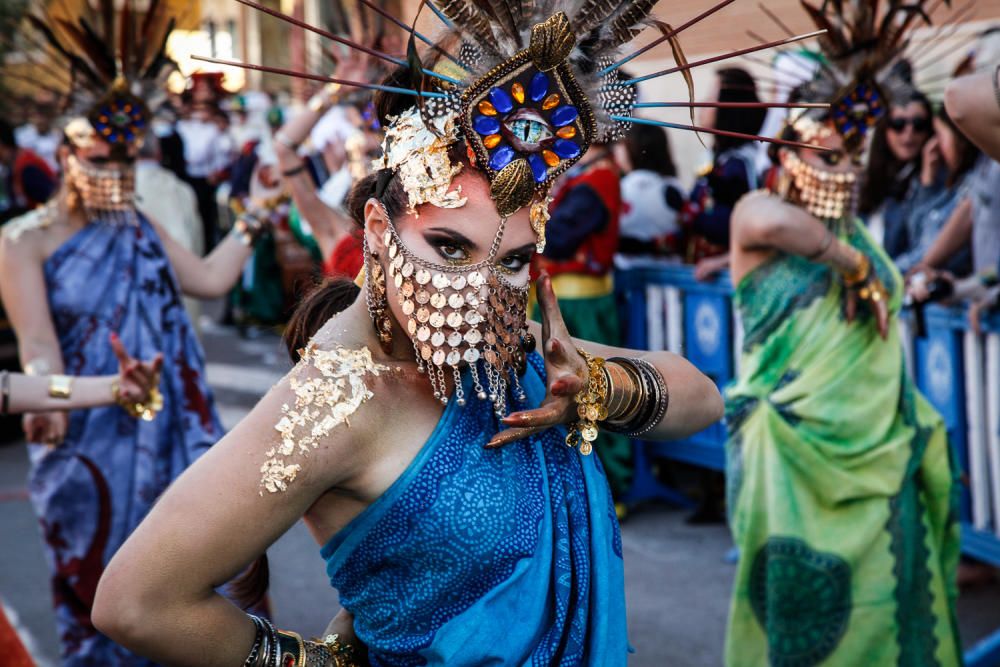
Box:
[536,141,633,508]
[684,68,766,279]
[893,106,979,275]
[0,119,56,223]
[614,123,685,260]
[858,90,934,257]
[274,51,375,280]
[14,92,62,173]
[135,133,206,332]
[177,73,237,251]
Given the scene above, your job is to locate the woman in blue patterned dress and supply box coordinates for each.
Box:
[90,4,726,661]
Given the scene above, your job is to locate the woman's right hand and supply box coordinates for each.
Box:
[920,136,941,187]
[23,410,68,446]
[111,334,164,406]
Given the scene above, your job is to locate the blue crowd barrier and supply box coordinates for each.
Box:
[615,263,1000,666]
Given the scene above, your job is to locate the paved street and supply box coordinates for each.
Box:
[1,318,999,667]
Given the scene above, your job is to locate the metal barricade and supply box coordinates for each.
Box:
[615,265,1000,666]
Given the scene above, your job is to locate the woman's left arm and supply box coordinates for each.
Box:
[946,69,1000,162]
[91,371,367,665]
[147,215,255,300]
[488,273,724,448]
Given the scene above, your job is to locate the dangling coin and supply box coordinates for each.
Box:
[416,269,432,285]
[582,425,599,442]
[416,289,430,304]
[580,442,593,456]
[451,275,467,290]
[431,331,446,346]
[430,293,447,309]
[430,312,446,328]
[446,312,464,328]
[433,273,450,289]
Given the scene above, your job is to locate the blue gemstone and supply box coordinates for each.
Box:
[473,115,501,136]
[489,87,514,114]
[551,105,579,127]
[489,145,516,171]
[553,139,581,160]
[529,154,548,183]
[530,72,549,102]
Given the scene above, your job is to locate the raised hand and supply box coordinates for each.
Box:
[111,333,164,405]
[487,272,588,449]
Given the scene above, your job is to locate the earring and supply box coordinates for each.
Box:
[365,244,394,354]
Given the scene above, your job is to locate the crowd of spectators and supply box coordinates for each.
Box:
[1,26,997,341]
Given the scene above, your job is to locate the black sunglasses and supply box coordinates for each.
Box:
[887,117,931,133]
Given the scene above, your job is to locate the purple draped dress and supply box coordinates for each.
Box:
[28,215,223,665]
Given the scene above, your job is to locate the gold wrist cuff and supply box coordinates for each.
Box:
[842,252,871,287]
[48,374,73,399]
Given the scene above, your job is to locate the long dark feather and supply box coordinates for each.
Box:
[429,0,495,45]
[99,0,114,42]
[59,17,116,82]
[604,0,659,50]
[574,0,622,39]
[471,0,522,46]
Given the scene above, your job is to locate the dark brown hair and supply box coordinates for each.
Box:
[935,104,980,188]
[714,68,767,154]
[858,90,933,215]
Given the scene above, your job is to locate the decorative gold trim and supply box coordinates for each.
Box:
[530,12,576,72]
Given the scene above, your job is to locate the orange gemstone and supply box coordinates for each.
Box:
[542,93,561,110]
[478,100,498,116]
[483,134,502,149]
[511,82,525,104]
[557,126,577,139]
[542,150,560,167]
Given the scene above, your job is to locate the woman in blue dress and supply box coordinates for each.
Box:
[90,2,729,665]
[0,6,272,664]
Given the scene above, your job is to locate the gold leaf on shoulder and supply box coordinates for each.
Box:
[530,12,575,72]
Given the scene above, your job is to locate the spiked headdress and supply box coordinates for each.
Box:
[787,0,953,153]
[9,0,180,158]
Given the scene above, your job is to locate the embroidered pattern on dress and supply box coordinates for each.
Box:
[260,344,388,494]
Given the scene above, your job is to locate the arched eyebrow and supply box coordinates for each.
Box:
[425,227,479,252]
[505,243,537,257]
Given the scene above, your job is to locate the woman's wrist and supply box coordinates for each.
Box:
[604,358,670,438]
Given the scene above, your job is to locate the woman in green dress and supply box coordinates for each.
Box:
[724,5,961,665]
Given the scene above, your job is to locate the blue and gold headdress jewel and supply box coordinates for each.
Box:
[199,0,833,240]
[787,0,952,153]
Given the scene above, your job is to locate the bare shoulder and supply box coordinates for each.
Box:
[0,205,57,253]
[252,330,392,497]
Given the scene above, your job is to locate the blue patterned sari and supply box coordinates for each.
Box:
[27,215,223,665]
[320,354,628,666]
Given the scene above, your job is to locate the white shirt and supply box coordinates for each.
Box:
[176,119,235,179]
[14,125,62,172]
[620,170,684,241]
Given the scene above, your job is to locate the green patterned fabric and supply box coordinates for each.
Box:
[533,292,633,497]
[724,219,961,667]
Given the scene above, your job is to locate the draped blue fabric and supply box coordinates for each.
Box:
[321,354,628,666]
[28,216,223,665]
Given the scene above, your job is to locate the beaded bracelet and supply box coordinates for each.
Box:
[566,348,609,456]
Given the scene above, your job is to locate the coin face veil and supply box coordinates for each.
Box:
[375,206,531,417]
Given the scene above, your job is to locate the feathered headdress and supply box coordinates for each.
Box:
[8,0,179,156]
[788,0,952,152]
[197,0,828,226]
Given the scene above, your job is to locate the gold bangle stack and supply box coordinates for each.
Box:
[604,361,642,425]
[566,349,609,456]
[841,252,871,287]
[112,373,164,421]
[48,375,73,399]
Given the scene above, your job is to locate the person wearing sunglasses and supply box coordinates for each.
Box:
[858,91,934,259]
[893,106,980,276]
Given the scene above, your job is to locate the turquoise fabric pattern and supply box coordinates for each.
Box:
[320,353,628,666]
